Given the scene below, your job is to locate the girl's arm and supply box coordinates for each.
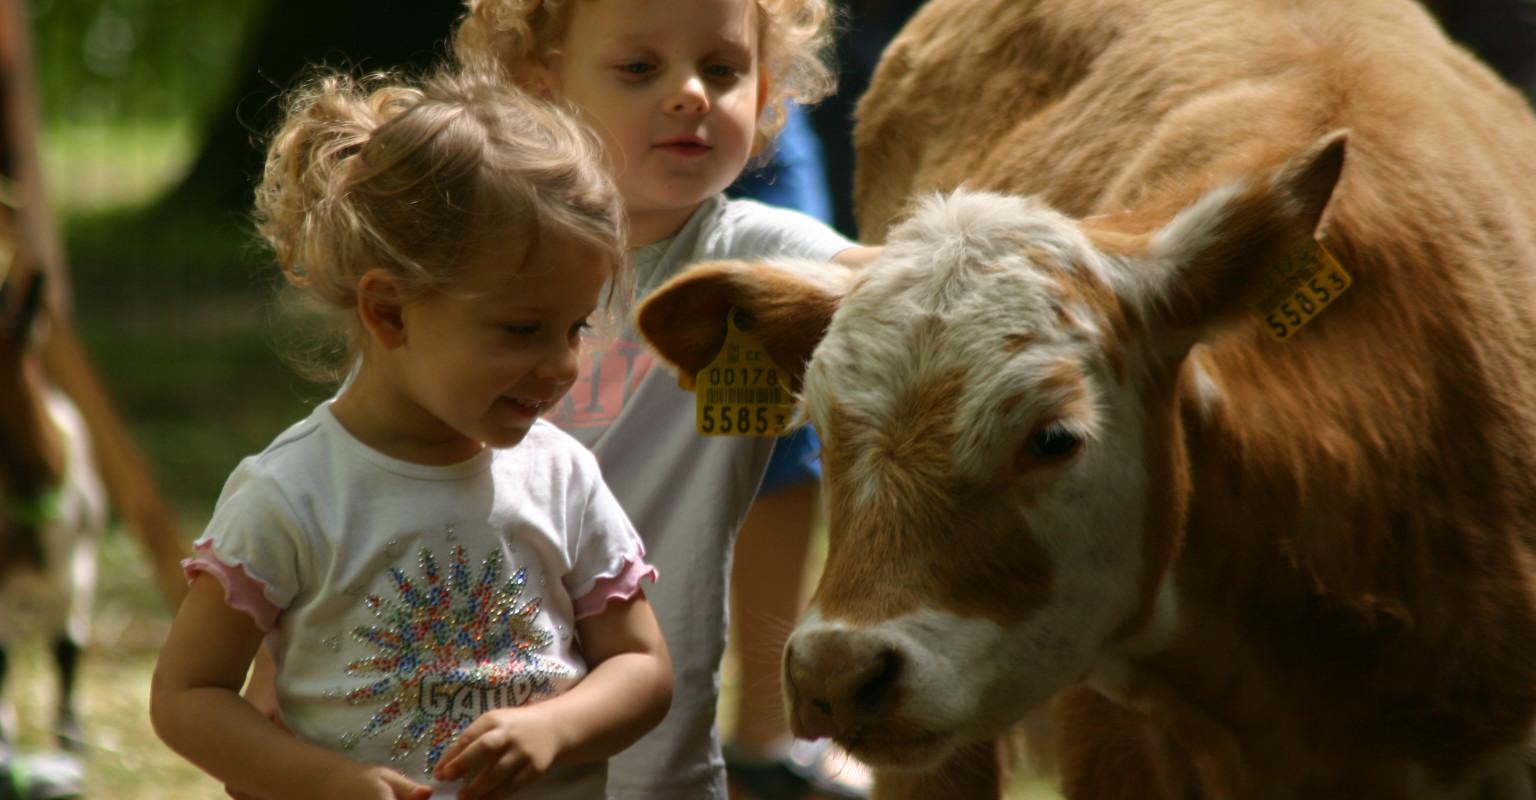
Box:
[834,245,883,267]
[432,592,673,798]
[150,574,432,800]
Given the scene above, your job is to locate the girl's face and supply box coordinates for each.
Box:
[542,0,765,245]
[379,235,609,461]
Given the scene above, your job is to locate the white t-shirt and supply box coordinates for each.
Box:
[187,404,656,799]
[546,195,853,799]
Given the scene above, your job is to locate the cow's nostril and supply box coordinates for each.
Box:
[853,647,902,713]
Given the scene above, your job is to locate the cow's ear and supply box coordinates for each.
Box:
[636,258,856,391]
[1099,129,1348,353]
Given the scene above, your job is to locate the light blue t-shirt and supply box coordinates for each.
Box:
[546,195,852,799]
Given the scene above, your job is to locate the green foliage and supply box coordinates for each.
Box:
[27,0,265,127]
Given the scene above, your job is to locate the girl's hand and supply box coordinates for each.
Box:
[318,762,433,800]
[433,706,560,799]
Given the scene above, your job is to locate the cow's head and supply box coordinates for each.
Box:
[639,132,1346,769]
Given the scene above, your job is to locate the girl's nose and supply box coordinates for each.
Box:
[537,337,580,384]
[665,75,710,115]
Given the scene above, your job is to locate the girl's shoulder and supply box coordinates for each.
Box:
[236,405,341,480]
[702,196,854,262]
[218,403,372,512]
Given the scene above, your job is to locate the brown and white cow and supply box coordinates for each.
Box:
[638,0,1536,796]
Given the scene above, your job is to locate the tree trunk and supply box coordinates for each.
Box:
[159,0,463,216]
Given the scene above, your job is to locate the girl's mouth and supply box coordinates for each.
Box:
[503,396,548,415]
[655,137,711,157]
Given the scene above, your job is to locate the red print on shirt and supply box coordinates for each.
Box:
[548,339,656,429]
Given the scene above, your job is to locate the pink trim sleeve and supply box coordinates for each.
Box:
[182,539,283,633]
[572,556,659,621]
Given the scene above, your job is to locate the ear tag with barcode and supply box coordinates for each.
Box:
[1250,240,1353,341]
[694,308,794,437]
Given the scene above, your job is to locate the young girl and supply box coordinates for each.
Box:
[455,2,880,796]
[150,67,672,800]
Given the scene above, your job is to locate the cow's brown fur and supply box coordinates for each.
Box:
[639,0,1536,796]
[851,1,1536,794]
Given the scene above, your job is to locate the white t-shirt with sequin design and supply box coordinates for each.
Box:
[185,403,657,800]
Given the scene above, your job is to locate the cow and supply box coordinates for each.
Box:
[633,0,1536,796]
[0,213,106,753]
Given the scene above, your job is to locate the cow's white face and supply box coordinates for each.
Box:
[634,132,1345,773]
[786,192,1176,767]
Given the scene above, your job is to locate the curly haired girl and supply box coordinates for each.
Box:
[150,66,672,800]
[454,2,880,797]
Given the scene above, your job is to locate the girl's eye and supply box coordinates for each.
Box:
[504,324,540,337]
[705,63,740,82]
[617,62,655,77]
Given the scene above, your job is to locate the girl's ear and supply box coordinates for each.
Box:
[356,269,408,349]
[526,56,562,98]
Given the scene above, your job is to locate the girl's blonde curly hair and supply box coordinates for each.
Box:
[453,0,836,156]
[254,66,627,379]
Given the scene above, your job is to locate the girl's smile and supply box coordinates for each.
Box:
[334,234,610,466]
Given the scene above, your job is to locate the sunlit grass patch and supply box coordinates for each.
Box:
[42,120,198,214]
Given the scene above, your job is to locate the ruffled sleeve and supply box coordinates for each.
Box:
[182,459,308,632]
[565,452,657,620]
[183,540,283,633]
[572,554,659,620]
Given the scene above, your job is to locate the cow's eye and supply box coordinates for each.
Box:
[1028,424,1083,459]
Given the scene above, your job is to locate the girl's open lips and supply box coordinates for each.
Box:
[655,138,711,157]
[501,396,548,416]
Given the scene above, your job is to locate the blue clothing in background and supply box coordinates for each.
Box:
[730,104,834,225]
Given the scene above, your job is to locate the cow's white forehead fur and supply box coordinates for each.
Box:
[806,191,1117,489]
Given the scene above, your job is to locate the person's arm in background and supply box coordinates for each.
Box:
[834,246,882,267]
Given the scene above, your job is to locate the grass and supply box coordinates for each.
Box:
[5,528,222,799]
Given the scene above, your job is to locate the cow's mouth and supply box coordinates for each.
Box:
[837,726,950,768]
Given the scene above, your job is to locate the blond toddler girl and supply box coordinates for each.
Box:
[150,67,672,800]
[455,2,879,796]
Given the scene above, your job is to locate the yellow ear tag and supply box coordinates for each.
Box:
[1251,240,1353,341]
[694,307,794,437]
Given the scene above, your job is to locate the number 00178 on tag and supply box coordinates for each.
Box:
[695,309,795,437]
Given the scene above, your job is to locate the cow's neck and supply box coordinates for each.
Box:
[1087,339,1536,788]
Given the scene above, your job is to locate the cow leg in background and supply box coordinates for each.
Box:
[0,643,10,743]
[870,738,1004,800]
[42,422,101,754]
[52,637,80,751]
[50,536,95,752]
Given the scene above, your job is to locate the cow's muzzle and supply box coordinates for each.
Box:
[784,627,905,741]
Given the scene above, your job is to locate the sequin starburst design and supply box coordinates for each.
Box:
[339,544,572,774]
